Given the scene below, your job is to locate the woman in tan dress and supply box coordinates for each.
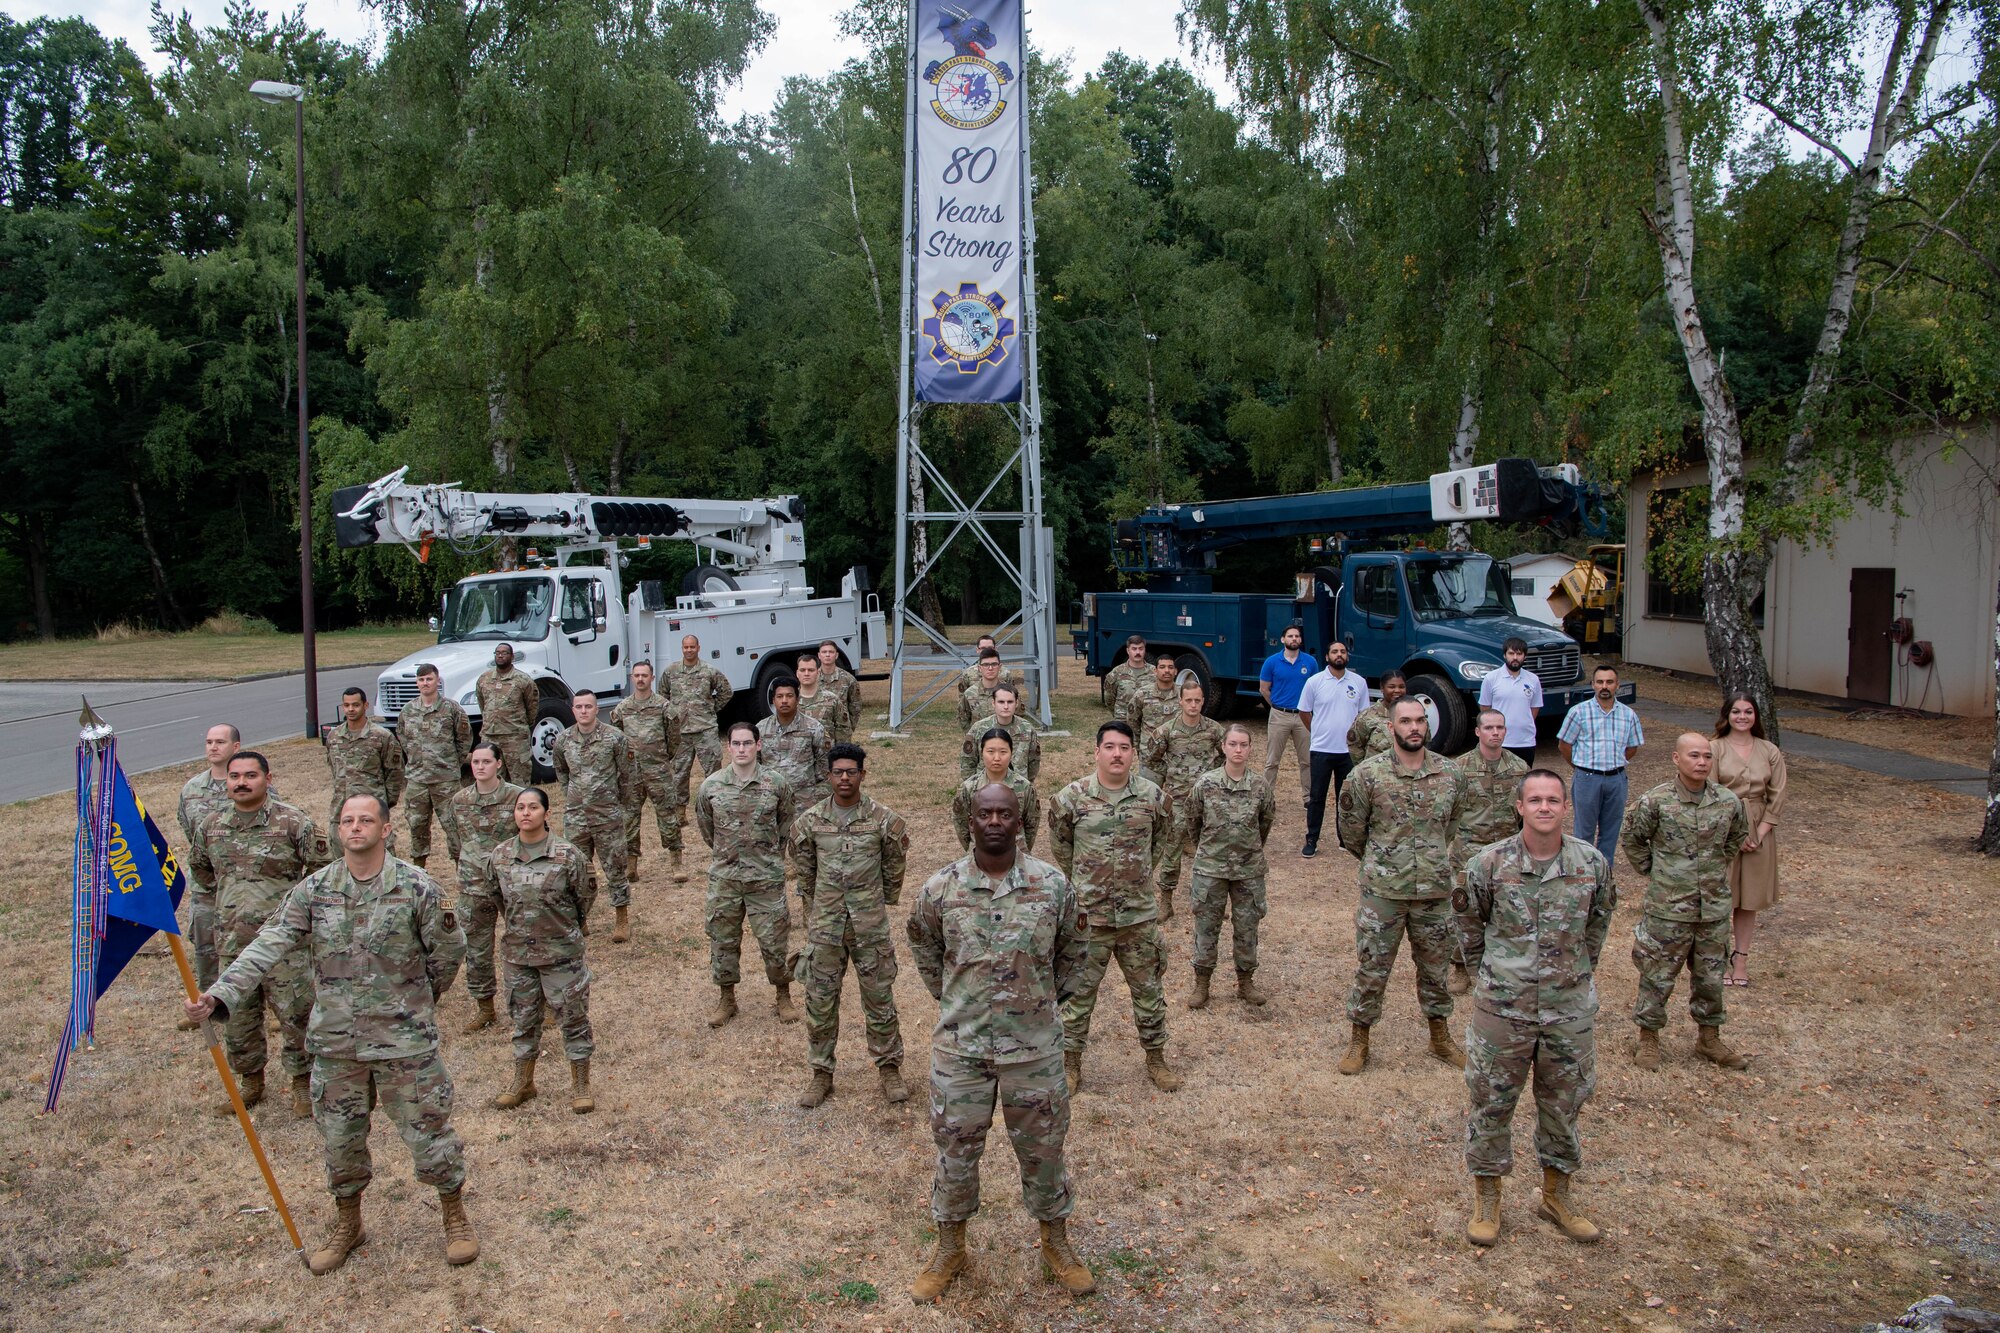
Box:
[1714,693,1787,987]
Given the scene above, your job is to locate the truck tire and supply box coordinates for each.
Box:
[1404,671,1469,754]
[1173,651,1234,720]
[736,653,794,727]
[682,564,740,608]
[530,695,574,782]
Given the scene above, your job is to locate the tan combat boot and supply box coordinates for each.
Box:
[1039,1219,1096,1295]
[1158,888,1175,921]
[1144,1048,1181,1092]
[1064,1050,1083,1096]
[464,997,497,1033]
[1633,1027,1662,1071]
[1448,963,1471,996]
[910,1221,968,1303]
[1337,1023,1369,1076]
[1189,969,1212,1010]
[772,982,798,1023]
[628,849,641,875]
[291,1074,312,1120]
[708,984,738,1029]
[1537,1166,1600,1243]
[219,1071,265,1116]
[438,1188,480,1265]
[1466,1175,1501,1247]
[1236,970,1267,1007]
[494,1056,537,1109]
[1429,1017,1467,1069]
[670,848,687,883]
[569,1058,595,1114]
[1695,1024,1749,1069]
[611,905,631,943]
[880,1065,910,1104]
[798,1069,834,1108]
[308,1193,366,1275]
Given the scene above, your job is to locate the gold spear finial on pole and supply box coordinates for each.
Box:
[78,696,112,747]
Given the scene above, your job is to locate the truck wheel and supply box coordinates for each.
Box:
[682,564,740,608]
[1404,672,1468,753]
[530,695,574,782]
[736,654,793,726]
[1173,651,1233,720]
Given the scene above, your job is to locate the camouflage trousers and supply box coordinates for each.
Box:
[928,1049,1073,1224]
[486,734,536,787]
[459,889,501,1001]
[1463,1008,1596,1177]
[564,804,630,909]
[185,884,219,991]
[312,1051,466,1199]
[329,791,397,852]
[667,732,724,809]
[799,926,903,1074]
[1346,893,1454,1027]
[706,876,789,987]
[506,957,593,1063]
[1155,798,1195,898]
[219,929,311,1080]
[405,779,462,863]
[1060,920,1168,1055]
[1190,874,1266,975]
[626,756,683,856]
[1631,914,1729,1031]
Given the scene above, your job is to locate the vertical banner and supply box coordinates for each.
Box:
[912,1,1024,403]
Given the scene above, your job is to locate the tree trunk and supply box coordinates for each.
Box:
[128,477,187,632]
[1448,380,1481,550]
[1134,294,1164,505]
[26,513,54,641]
[1980,560,2000,854]
[1321,397,1343,488]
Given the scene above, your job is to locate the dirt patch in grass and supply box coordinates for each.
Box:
[1,666,1996,1329]
[0,624,436,682]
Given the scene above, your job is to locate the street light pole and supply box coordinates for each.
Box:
[250,80,317,737]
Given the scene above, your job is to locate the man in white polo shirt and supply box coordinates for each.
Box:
[1477,637,1543,767]
[1297,639,1368,859]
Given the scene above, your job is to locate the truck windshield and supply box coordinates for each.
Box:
[438,577,554,643]
[1404,556,1516,621]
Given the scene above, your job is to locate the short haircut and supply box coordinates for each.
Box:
[1223,722,1253,742]
[1096,719,1135,745]
[1503,637,1528,655]
[229,750,270,774]
[1381,670,1407,686]
[517,786,550,811]
[1519,767,1568,798]
[992,683,1018,701]
[338,792,390,821]
[819,639,840,652]
[726,719,759,741]
[1391,697,1429,719]
[978,647,1001,662]
[469,740,500,760]
[573,688,597,701]
[1325,638,1348,654]
[828,742,866,771]
[796,652,817,666]
[341,686,367,702]
[1125,633,1148,647]
[978,726,1014,752]
[1476,707,1506,726]
[1179,678,1204,696]
[632,660,654,674]
[208,723,241,742]
[415,662,439,678]
[1155,652,1178,667]
[1282,622,1303,635]
[770,675,800,699]
[1593,663,1619,679]
[977,635,997,647]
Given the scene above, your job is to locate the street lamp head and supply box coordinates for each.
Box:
[249,80,304,103]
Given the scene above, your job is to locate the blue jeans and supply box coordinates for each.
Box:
[1572,769,1628,867]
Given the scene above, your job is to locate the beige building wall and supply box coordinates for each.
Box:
[1623,422,1997,718]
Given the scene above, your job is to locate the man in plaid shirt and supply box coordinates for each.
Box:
[1557,665,1644,864]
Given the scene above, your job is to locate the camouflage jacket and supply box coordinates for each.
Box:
[1130,680,1181,750]
[757,713,830,801]
[1335,749,1463,900]
[610,691,677,762]
[1347,702,1393,760]
[326,721,405,806]
[1448,749,1528,876]
[209,856,464,1060]
[822,663,864,728]
[798,686,852,745]
[1103,660,1149,721]
[956,661,1020,697]
[952,770,1039,853]
[1143,713,1226,796]
[449,781,524,892]
[907,853,1088,1064]
[179,770,284,848]
[695,764,794,882]
[662,660,732,734]
[792,795,909,944]
[1622,779,1749,922]
[398,696,472,784]
[955,679,1005,731]
[475,667,539,738]
[960,713,1042,783]
[1183,766,1276,879]
[1456,833,1616,1023]
[1048,773,1172,929]
[553,722,635,816]
[474,835,593,967]
[190,799,326,932]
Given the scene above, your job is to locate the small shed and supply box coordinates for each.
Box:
[1504,552,1583,630]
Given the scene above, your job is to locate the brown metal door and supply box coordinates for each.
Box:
[1846,567,1895,704]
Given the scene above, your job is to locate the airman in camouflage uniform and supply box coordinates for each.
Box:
[449,742,521,1031]
[1334,698,1464,1073]
[694,723,798,1027]
[758,685,831,812]
[1181,728,1276,1007]
[1455,769,1615,1247]
[796,655,854,745]
[1048,720,1180,1094]
[791,744,910,1107]
[1142,684,1225,919]
[955,651,1008,731]
[1446,714,1528,995]
[475,643,541,784]
[1100,636,1150,719]
[1346,672,1409,761]
[190,756,327,1117]
[663,634,732,805]
[955,636,1020,699]
[553,691,636,938]
[817,641,864,728]
[326,688,405,841]
[1128,657,1182,755]
[906,783,1095,1302]
[178,723,251,997]
[1622,733,1751,1071]
[611,662,683,877]
[953,768,1038,853]
[398,666,472,867]
[191,793,477,1276]
[959,683,1041,781]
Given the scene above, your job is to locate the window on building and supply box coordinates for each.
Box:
[1644,486,1764,624]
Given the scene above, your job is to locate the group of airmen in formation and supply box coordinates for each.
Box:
[174,625,1755,1300]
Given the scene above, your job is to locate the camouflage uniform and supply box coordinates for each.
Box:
[1455,834,1615,1177]
[325,720,405,836]
[662,660,732,804]
[1101,659,1149,719]
[908,853,1089,1223]
[957,660,1020,699]
[473,836,594,1064]
[955,679,1005,732]
[611,690,682,858]
[1346,702,1393,761]
[959,713,1042,783]
[792,795,909,1074]
[1182,766,1276,975]
[758,712,831,813]
[398,696,471,863]
[822,662,864,730]
[1621,780,1749,1031]
[1142,713,1226,895]
[694,765,795,987]
[1447,750,1528,967]
[449,780,524,1002]
[952,771,1039,854]
[553,722,636,909]
[191,799,327,1082]
[798,686,853,746]
[1128,679,1180,755]
[207,857,468,1200]
[1047,774,1173,1055]
[475,666,540,785]
[178,771,234,991]
[1335,749,1462,1025]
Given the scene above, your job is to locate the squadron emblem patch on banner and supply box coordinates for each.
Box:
[924,5,1014,131]
[923,282,1015,375]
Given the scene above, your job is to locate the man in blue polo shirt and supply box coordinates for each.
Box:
[1259,622,1315,806]
[1557,663,1645,863]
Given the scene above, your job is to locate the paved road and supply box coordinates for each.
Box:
[0,669,385,805]
[1637,700,1987,799]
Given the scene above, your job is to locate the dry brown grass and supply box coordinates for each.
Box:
[2,666,1996,1331]
[0,624,437,683]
